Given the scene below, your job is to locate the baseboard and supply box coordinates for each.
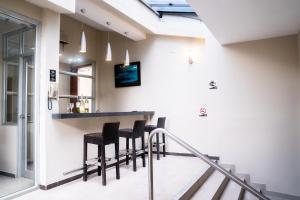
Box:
[164,152,220,161]
[146,151,219,161]
[0,170,16,178]
[39,158,129,190]
[265,191,300,200]
[39,152,219,191]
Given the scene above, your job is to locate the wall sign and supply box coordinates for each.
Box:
[50,69,56,82]
[199,107,207,117]
[209,80,218,90]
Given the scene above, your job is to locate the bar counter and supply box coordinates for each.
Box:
[52,111,155,119]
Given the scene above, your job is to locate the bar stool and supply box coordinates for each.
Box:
[145,117,166,160]
[119,120,146,172]
[83,122,120,186]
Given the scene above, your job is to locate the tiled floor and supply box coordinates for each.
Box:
[0,175,34,198]
[15,156,209,200]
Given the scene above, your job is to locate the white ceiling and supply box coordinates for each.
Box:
[187,0,300,44]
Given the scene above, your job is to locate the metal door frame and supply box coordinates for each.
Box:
[0,7,41,199]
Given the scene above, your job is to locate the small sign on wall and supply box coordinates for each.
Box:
[199,107,207,117]
[50,69,56,82]
[209,80,218,90]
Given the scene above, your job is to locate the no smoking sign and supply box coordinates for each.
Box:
[199,107,207,117]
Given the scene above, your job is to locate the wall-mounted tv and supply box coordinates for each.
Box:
[114,61,141,88]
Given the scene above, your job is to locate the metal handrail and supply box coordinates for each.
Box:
[148,128,270,200]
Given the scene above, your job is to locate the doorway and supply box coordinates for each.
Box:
[0,9,37,198]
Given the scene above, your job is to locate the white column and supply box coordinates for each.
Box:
[39,8,60,185]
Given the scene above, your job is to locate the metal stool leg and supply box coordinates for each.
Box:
[156,132,160,160]
[132,137,137,171]
[142,136,146,167]
[162,133,166,157]
[115,142,120,179]
[83,140,87,181]
[126,137,129,165]
[101,145,106,186]
[98,145,101,176]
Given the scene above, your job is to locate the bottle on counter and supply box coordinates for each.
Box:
[76,96,81,113]
[84,97,89,113]
[80,95,85,113]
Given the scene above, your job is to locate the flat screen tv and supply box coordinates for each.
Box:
[114,61,141,88]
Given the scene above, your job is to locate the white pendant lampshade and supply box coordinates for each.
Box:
[105,42,112,61]
[124,49,130,66]
[80,31,86,53]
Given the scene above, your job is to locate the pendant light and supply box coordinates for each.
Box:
[105,22,112,61]
[79,9,86,53]
[124,32,130,66]
[80,30,86,53]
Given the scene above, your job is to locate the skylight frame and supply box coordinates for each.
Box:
[139,0,198,18]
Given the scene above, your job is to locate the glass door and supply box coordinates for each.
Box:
[3,27,36,179]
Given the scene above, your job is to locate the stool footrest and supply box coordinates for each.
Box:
[85,157,112,165]
[119,149,146,158]
[145,142,165,149]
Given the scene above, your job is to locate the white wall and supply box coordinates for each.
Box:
[97,28,300,195]
[0,0,42,176]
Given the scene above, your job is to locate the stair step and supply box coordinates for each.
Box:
[211,176,230,200]
[220,181,242,200]
[236,173,250,183]
[238,188,246,200]
[178,166,215,200]
[244,191,260,200]
[190,171,225,200]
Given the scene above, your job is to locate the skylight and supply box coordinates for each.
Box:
[142,0,197,18]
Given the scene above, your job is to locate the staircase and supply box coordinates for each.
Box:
[176,164,269,200]
[148,128,272,200]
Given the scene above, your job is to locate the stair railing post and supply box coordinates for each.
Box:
[148,130,155,200]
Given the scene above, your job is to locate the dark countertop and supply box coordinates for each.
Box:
[52,111,155,119]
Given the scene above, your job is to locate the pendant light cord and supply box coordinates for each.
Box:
[106,22,111,42]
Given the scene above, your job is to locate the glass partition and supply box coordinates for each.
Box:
[59,63,95,113]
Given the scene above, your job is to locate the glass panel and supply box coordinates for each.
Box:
[23,29,36,55]
[78,76,92,97]
[26,121,34,171]
[26,57,34,94]
[77,66,93,76]
[6,33,20,57]
[6,63,19,92]
[144,0,196,14]
[26,62,34,173]
[59,73,71,94]
[6,94,18,123]
[58,64,95,112]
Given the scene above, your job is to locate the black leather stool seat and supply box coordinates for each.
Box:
[119,129,135,138]
[144,125,156,133]
[84,133,103,144]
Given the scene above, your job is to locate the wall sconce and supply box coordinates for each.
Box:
[188,55,194,64]
[188,49,195,64]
